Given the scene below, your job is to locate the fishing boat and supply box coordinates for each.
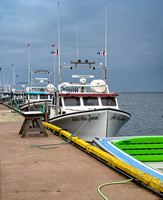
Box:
[48,60,131,141]
[93,136,163,180]
[19,85,55,112]
[20,70,55,112]
[0,90,11,104]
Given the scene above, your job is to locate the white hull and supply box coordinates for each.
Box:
[48,108,130,141]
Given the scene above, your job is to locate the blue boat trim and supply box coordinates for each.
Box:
[26,92,47,94]
[94,138,163,181]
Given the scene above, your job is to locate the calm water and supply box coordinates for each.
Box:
[117,93,163,136]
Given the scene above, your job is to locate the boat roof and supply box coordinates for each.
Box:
[59,93,119,97]
[26,92,50,95]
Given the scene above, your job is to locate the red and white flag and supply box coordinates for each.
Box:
[52,44,55,47]
[97,50,106,56]
[55,49,59,55]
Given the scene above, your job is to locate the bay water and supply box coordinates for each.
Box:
[117,93,163,136]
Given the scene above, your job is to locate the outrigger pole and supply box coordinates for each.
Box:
[27,43,32,86]
[28,43,30,86]
[104,0,108,82]
[58,0,61,84]
[105,0,108,69]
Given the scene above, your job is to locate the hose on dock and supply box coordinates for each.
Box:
[98,179,133,200]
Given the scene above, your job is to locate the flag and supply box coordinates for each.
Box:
[52,44,55,47]
[55,49,59,55]
[97,50,105,56]
[51,49,59,55]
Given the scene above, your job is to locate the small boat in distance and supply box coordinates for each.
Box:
[48,60,131,142]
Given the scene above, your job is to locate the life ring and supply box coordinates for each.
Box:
[40,88,44,92]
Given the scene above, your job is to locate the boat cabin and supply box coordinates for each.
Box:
[25,86,54,104]
[25,92,53,103]
[51,92,119,117]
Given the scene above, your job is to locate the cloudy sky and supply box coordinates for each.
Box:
[0,0,163,92]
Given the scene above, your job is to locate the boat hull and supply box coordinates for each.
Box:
[48,108,130,141]
[93,137,163,180]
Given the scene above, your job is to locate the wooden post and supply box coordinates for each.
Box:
[56,91,59,116]
[28,100,30,111]
[33,101,35,111]
[45,101,47,122]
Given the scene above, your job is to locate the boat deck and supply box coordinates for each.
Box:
[0,103,160,200]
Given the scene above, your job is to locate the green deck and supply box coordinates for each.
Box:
[113,136,163,162]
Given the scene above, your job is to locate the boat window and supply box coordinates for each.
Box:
[101,97,116,106]
[29,94,38,100]
[64,97,80,106]
[40,94,48,99]
[83,97,99,106]
[59,98,62,106]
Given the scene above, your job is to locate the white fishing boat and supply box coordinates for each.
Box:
[20,84,55,112]
[48,1,130,141]
[48,60,131,141]
[20,70,55,112]
[0,90,11,104]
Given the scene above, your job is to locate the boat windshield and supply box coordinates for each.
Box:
[40,94,48,99]
[83,97,99,106]
[64,97,80,106]
[101,97,116,106]
[29,94,38,100]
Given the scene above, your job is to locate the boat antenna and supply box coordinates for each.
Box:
[58,0,61,84]
[77,24,79,60]
[105,0,108,81]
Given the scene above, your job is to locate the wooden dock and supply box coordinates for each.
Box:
[0,104,160,200]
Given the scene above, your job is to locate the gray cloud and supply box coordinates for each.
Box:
[0,0,163,92]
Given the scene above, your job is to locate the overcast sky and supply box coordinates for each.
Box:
[0,0,163,92]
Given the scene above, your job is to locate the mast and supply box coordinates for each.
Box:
[58,0,61,84]
[52,44,56,85]
[12,64,15,88]
[105,0,108,81]
[27,43,31,86]
[77,24,79,60]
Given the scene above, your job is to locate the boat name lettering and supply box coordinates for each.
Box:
[111,113,127,121]
[72,114,100,122]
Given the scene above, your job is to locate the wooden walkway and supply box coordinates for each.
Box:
[0,104,24,122]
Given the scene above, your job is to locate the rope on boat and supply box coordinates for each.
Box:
[68,109,95,142]
[98,179,133,200]
[29,142,67,149]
